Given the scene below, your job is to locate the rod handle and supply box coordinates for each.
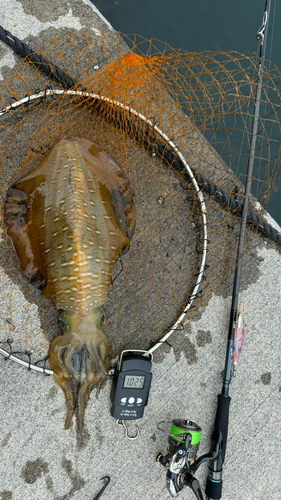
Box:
[205,394,231,500]
[214,394,231,461]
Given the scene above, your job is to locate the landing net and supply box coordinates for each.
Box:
[0,31,280,372]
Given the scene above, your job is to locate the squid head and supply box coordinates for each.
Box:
[48,308,111,430]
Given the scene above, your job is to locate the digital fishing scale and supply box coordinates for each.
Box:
[110,350,152,421]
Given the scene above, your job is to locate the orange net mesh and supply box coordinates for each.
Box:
[0,32,280,368]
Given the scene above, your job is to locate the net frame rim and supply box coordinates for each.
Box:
[0,88,208,371]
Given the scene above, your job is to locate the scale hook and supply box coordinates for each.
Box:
[117,419,139,440]
[93,476,110,500]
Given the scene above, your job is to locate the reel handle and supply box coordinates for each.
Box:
[182,473,204,500]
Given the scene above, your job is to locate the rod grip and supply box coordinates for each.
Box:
[205,394,231,500]
[205,478,222,500]
[214,394,231,462]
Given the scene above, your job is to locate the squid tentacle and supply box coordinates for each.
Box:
[52,372,76,429]
[62,345,82,383]
[49,328,111,429]
[87,341,111,377]
[77,357,98,430]
[49,335,78,428]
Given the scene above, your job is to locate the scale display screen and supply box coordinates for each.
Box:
[123,375,145,389]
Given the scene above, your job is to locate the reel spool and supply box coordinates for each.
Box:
[167,419,202,461]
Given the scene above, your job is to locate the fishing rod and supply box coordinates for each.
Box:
[156,1,271,498]
[205,3,271,498]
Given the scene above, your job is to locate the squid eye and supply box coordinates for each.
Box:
[98,313,105,328]
[59,318,66,330]
[59,312,70,331]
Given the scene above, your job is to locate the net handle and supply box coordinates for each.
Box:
[0,88,208,371]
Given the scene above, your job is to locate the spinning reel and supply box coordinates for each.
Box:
[156,419,223,499]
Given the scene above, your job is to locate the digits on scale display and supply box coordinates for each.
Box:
[123,375,145,389]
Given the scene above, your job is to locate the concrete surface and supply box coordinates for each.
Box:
[0,1,281,500]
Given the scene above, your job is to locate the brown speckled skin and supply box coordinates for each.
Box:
[4,137,135,429]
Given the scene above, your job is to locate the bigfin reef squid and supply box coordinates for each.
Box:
[4,137,135,429]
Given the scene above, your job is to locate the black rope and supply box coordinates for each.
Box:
[34,356,51,376]
[0,26,80,89]
[152,143,281,245]
[1,25,280,246]
[149,338,173,349]
[0,337,52,373]
[0,338,13,359]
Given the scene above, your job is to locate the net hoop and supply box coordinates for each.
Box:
[0,88,208,371]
